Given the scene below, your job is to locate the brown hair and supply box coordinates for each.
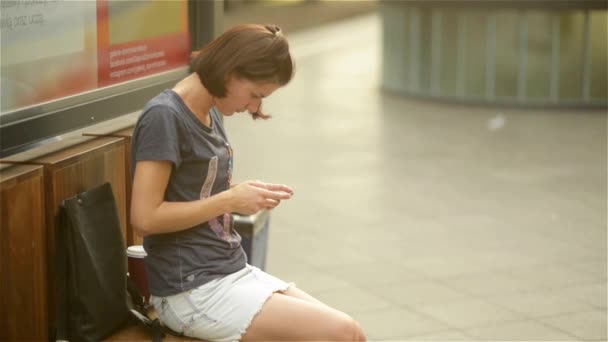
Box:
[191,24,295,119]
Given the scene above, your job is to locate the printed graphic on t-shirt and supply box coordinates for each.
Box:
[199,149,238,247]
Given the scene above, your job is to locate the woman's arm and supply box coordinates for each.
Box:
[130,160,292,236]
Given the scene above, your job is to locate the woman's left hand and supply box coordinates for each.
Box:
[249,180,294,210]
[250,181,294,196]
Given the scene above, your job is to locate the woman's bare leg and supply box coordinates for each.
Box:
[240,293,366,341]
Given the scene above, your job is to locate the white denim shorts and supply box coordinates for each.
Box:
[150,264,292,342]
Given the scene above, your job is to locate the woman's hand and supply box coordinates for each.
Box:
[228,180,293,215]
[132,164,294,236]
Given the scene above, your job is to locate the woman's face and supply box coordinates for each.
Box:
[214,76,281,116]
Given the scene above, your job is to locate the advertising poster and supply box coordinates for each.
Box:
[0,0,190,112]
[1,0,97,111]
[97,0,190,87]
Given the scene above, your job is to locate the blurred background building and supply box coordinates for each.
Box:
[222,0,607,107]
[380,1,607,107]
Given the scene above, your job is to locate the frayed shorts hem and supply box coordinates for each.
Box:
[150,264,292,342]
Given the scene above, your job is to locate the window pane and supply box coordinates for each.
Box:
[494,10,518,99]
[590,10,607,100]
[1,0,190,113]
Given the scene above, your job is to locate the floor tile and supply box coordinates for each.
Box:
[539,310,607,341]
[301,247,378,268]
[485,290,596,318]
[442,271,544,297]
[566,258,608,281]
[373,280,472,307]
[506,264,602,290]
[466,320,578,341]
[265,251,315,276]
[552,283,608,310]
[352,308,450,340]
[397,256,495,278]
[312,287,394,314]
[406,330,474,341]
[317,261,427,288]
[275,271,353,294]
[413,298,523,329]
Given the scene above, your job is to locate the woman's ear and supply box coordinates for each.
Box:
[225,72,241,85]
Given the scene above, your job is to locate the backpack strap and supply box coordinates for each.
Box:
[126,275,168,342]
[127,276,146,314]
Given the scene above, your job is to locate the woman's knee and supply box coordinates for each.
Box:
[330,314,366,341]
[354,319,367,341]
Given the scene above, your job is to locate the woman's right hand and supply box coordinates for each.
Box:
[228,180,293,215]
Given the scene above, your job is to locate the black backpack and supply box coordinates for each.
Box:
[54,182,164,342]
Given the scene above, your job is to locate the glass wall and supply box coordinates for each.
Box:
[1,0,190,113]
[381,2,608,107]
[0,0,205,157]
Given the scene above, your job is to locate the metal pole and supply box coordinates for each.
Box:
[550,13,561,101]
[431,10,443,95]
[189,0,224,51]
[517,11,528,101]
[409,8,421,92]
[582,10,591,102]
[457,13,467,96]
[486,14,496,99]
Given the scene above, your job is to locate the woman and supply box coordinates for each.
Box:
[130,24,366,342]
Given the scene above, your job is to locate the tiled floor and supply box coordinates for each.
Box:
[224,13,607,342]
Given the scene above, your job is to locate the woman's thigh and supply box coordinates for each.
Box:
[240,292,366,341]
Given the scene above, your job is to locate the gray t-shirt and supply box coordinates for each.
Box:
[131,89,246,297]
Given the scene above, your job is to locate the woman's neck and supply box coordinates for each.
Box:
[173,73,214,127]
